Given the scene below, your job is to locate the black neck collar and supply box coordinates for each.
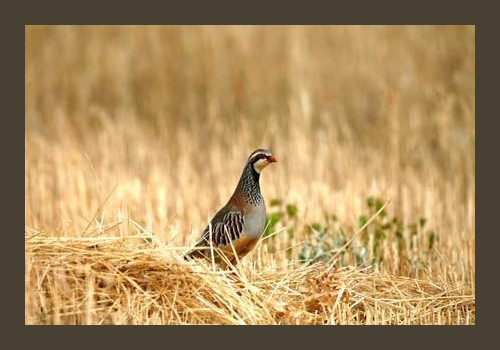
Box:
[249,163,261,182]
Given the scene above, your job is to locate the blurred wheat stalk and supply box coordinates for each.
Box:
[25,25,475,324]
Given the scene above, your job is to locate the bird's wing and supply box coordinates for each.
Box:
[197,207,245,247]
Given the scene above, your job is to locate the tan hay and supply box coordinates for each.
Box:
[25,235,474,325]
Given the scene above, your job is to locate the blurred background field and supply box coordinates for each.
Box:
[25,25,475,324]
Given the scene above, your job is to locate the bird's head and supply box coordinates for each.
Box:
[248,148,277,173]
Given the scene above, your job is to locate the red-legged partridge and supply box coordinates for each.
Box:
[184,149,277,266]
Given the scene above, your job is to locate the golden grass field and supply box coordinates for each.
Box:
[25,25,475,325]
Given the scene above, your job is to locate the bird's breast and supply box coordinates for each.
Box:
[243,204,266,239]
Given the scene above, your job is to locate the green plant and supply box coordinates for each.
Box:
[263,200,299,256]
[266,197,437,275]
[264,200,298,237]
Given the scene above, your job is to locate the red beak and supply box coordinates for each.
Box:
[267,155,277,163]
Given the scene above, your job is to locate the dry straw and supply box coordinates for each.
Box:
[25,229,474,325]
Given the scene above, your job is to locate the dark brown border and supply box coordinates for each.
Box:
[12,0,491,348]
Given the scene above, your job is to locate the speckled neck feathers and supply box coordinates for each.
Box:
[234,162,264,207]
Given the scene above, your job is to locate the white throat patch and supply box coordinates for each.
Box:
[253,158,269,173]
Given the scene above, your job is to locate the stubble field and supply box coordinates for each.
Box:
[25,25,475,325]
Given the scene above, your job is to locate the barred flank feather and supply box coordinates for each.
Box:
[184,210,245,259]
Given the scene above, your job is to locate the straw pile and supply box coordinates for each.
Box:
[25,234,474,325]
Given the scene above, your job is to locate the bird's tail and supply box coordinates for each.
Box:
[183,248,207,260]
